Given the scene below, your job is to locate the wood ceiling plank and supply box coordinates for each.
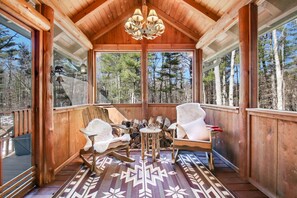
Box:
[91,5,140,41]
[41,0,93,49]
[99,7,110,26]
[148,3,200,41]
[182,0,220,21]
[172,3,183,19]
[169,0,179,18]
[109,2,118,20]
[115,0,122,15]
[196,0,253,49]
[71,0,108,24]
[165,0,175,15]
[182,11,194,27]
[178,5,188,23]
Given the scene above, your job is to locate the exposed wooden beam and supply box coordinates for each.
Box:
[148,3,200,41]
[53,43,83,62]
[182,0,220,21]
[71,0,108,25]
[196,0,253,49]
[40,0,93,49]
[91,5,139,41]
[0,0,50,31]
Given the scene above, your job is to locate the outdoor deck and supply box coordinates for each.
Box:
[25,151,267,198]
[2,154,31,184]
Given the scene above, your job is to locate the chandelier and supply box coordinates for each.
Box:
[124,3,165,40]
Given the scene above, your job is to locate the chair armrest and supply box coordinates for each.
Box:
[167,123,177,141]
[80,128,97,138]
[110,123,129,130]
[168,123,177,130]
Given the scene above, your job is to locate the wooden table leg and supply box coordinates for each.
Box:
[141,133,145,160]
[152,134,156,162]
[157,132,160,158]
[146,134,149,154]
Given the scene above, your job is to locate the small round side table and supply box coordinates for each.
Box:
[139,127,162,162]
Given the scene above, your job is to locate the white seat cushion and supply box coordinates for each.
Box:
[180,118,210,141]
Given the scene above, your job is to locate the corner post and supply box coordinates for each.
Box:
[41,4,55,183]
[238,3,258,178]
[141,40,148,119]
[194,49,203,103]
[88,49,95,104]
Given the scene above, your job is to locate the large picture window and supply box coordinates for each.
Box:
[53,25,88,107]
[96,52,141,104]
[258,18,297,111]
[53,50,88,107]
[0,13,33,184]
[0,18,32,111]
[203,48,240,106]
[148,52,193,103]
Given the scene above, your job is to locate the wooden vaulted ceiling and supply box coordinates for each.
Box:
[50,0,237,43]
[38,0,297,61]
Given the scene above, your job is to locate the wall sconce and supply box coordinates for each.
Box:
[80,64,87,74]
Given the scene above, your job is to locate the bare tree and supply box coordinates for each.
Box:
[214,62,222,105]
[272,29,283,110]
[229,50,235,106]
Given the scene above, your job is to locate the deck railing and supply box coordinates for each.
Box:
[0,109,32,158]
[0,112,14,159]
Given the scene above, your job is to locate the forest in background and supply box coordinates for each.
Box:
[96,52,193,104]
[203,49,240,107]
[202,18,297,111]
[0,24,32,112]
[148,52,192,103]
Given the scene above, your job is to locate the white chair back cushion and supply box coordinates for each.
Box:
[176,103,206,124]
[180,118,210,141]
[176,103,209,140]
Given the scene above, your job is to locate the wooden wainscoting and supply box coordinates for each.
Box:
[201,104,240,170]
[247,108,297,198]
[108,104,142,121]
[53,106,87,174]
[148,104,177,122]
[107,104,178,122]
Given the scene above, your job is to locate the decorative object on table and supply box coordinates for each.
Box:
[79,106,135,175]
[55,151,234,198]
[170,103,215,170]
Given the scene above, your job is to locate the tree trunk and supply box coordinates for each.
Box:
[272,29,283,110]
[222,68,226,105]
[214,64,222,105]
[229,50,235,106]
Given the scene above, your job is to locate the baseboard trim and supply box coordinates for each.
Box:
[248,178,276,198]
[54,152,79,175]
[213,150,239,172]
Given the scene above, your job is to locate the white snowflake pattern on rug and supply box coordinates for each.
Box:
[102,188,125,198]
[120,159,168,197]
[165,185,188,198]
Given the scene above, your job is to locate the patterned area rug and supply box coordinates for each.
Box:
[55,151,234,198]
